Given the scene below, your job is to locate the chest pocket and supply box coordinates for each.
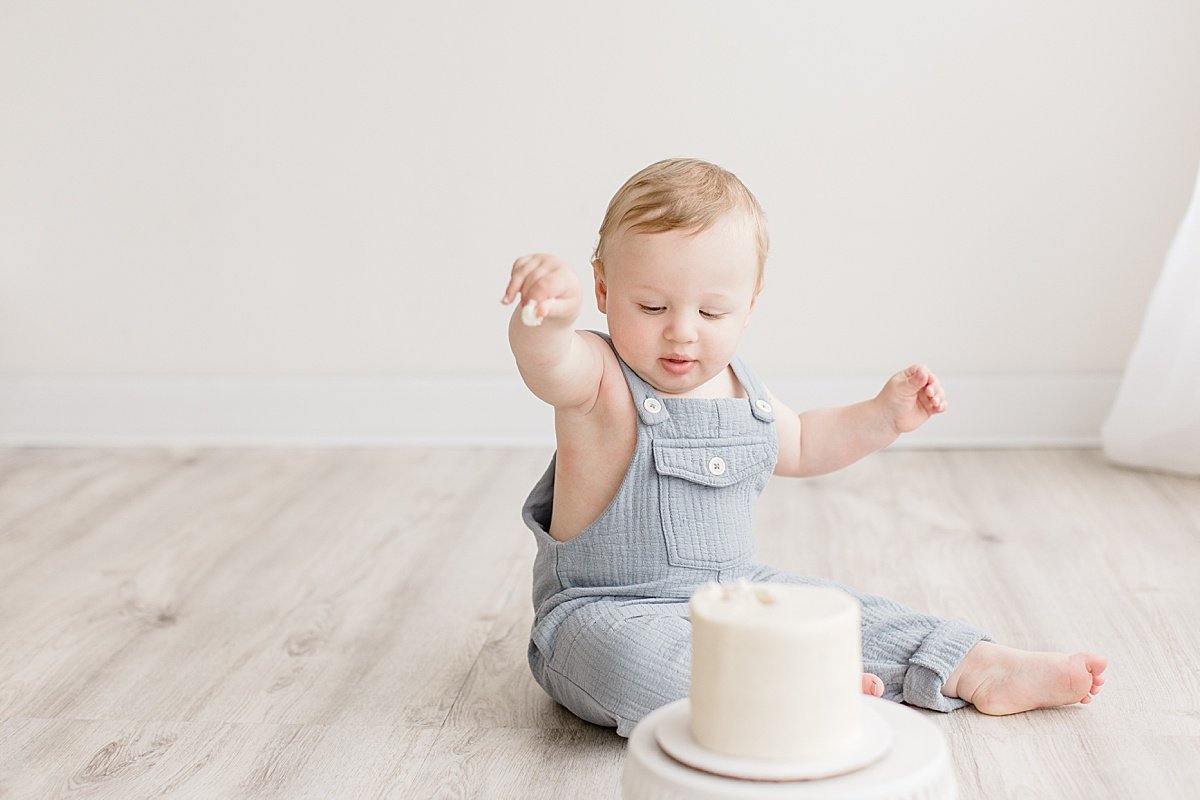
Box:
[652,436,776,570]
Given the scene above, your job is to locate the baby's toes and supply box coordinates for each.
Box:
[861,673,884,696]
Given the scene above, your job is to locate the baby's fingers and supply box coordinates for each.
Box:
[504,254,569,305]
[502,254,545,304]
[904,364,931,389]
[919,377,947,413]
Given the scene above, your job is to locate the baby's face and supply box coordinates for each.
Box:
[596,211,761,396]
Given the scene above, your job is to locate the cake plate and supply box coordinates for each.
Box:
[621,696,957,800]
[654,698,892,781]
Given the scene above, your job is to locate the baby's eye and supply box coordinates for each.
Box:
[638,304,665,314]
[700,310,729,320]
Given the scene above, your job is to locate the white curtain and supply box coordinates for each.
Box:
[1102,165,1200,476]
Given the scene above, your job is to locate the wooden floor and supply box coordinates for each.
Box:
[0,448,1197,799]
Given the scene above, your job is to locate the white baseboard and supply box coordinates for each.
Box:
[0,374,1121,448]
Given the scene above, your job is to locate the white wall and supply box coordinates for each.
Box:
[2,1,1198,445]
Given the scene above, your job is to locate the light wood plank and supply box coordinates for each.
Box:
[0,717,437,799]
[403,726,625,800]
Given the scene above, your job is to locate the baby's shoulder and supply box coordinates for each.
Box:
[554,331,635,440]
[574,331,632,407]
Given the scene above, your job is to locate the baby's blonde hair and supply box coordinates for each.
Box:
[591,158,769,291]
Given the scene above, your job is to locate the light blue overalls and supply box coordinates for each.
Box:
[523,333,989,737]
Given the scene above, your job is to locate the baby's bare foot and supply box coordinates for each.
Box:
[862,672,884,697]
[944,641,1107,715]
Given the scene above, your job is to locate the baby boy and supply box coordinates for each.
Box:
[502,158,1106,737]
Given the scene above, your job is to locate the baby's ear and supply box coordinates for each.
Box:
[592,259,608,314]
[744,289,759,328]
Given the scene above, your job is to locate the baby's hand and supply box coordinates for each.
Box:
[878,364,947,435]
[501,253,582,327]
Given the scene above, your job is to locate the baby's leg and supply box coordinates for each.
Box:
[536,600,694,737]
[534,599,889,738]
[940,641,1107,715]
[745,564,989,712]
[745,564,1106,714]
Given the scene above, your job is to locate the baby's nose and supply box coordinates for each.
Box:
[665,313,698,343]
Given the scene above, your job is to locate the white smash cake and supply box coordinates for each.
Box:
[688,579,865,761]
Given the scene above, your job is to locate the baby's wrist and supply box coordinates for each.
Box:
[872,395,904,439]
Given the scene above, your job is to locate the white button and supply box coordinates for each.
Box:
[708,456,726,476]
[643,397,662,414]
[755,399,773,414]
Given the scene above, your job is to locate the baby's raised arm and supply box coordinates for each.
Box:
[502,253,605,411]
[769,365,948,478]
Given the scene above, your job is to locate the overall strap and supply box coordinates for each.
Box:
[588,331,672,427]
[729,353,777,424]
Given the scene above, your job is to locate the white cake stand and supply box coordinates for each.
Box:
[621,696,957,800]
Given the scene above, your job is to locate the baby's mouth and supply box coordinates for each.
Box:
[660,356,696,375]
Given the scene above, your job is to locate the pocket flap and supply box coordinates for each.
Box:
[652,437,775,488]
